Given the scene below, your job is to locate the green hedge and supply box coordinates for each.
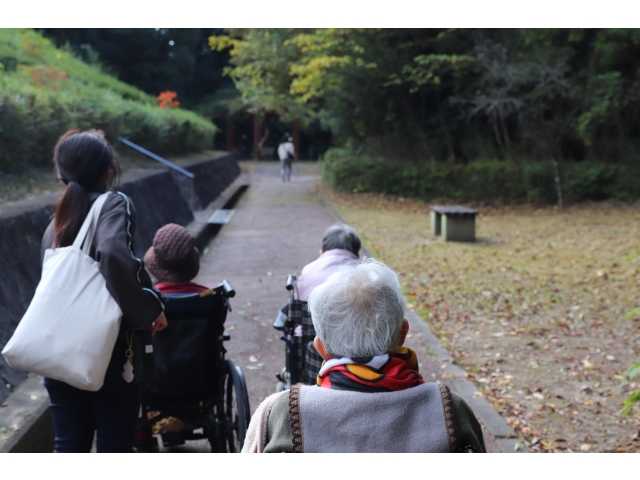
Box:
[0,29,217,173]
[322,148,640,203]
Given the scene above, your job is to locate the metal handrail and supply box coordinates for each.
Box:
[117,137,195,210]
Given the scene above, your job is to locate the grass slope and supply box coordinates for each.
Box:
[0,29,217,173]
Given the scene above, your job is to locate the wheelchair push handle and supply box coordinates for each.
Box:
[286,274,297,291]
[218,279,235,298]
[211,279,235,312]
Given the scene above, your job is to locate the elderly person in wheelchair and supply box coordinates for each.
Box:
[274,223,361,384]
[247,258,486,452]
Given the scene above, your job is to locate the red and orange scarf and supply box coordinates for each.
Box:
[317,347,424,393]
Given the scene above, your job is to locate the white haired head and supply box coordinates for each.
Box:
[308,257,405,359]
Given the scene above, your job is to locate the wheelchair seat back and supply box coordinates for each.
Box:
[150,291,227,399]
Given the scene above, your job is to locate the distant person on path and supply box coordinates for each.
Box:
[245,258,486,452]
[277,133,296,182]
[41,128,167,453]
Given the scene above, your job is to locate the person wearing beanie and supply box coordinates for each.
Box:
[144,223,209,295]
[137,223,210,449]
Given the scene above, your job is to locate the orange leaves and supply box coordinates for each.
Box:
[23,66,68,91]
[157,91,180,109]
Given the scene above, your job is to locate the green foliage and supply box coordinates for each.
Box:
[215,28,640,176]
[209,29,310,122]
[563,163,618,201]
[621,361,640,416]
[0,29,153,104]
[0,29,217,173]
[399,53,475,92]
[621,251,640,417]
[42,28,232,113]
[322,148,639,203]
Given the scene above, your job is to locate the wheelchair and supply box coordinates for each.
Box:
[273,274,324,391]
[137,280,250,452]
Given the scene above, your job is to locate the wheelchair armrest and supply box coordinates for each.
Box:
[273,310,288,330]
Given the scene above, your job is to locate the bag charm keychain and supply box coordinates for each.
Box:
[123,330,135,383]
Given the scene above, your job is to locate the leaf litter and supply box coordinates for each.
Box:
[319,184,640,452]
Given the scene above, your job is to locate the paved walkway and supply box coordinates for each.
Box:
[198,163,337,409]
[165,161,502,452]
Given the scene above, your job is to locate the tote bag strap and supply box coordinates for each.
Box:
[72,192,112,253]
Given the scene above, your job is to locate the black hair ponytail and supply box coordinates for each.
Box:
[52,129,121,248]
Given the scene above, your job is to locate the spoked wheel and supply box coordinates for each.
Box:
[205,413,226,453]
[221,359,250,452]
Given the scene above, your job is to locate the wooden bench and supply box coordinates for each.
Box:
[430,205,478,242]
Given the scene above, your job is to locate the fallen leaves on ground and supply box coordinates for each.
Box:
[319,184,640,452]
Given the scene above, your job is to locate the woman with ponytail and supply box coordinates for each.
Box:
[41,128,167,452]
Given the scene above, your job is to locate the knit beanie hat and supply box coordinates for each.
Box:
[144,223,200,283]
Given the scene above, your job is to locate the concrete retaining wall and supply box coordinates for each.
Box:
[0,153,239,402]
[170,153,242,211]
[0,196,58,394]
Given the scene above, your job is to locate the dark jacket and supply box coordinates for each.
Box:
[41,190,164,374]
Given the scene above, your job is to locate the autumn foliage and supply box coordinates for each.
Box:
[157,90,180,109]
[23,66,68,91]
[0,29,217,173]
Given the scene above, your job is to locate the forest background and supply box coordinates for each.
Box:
[211,28,640,207]
[4,28,639,207]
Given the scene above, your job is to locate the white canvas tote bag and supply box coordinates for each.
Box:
[2,192,123,391]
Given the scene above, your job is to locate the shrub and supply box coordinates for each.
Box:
[322,148,640,204]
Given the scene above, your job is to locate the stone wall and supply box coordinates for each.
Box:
[0,154,239,401]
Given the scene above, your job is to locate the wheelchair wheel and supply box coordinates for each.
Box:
[221,359,250,452]
[275,367,287,393]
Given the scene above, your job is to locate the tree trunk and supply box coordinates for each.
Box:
[614,107,628,163]
[535,116,564,211]
[406,96,436,165]
[491,112,507,160]
[416,128,437,166]
[253,114,261,160]
[551,156,564,211]
[225,115,235,152]
[498,109,512,160]
[435,85,455,163]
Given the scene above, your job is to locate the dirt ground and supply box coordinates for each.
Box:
[320,185,640,453]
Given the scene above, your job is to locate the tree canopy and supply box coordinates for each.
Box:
[211,28,640,165]
[42,28,235,114]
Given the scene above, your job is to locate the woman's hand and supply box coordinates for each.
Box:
[151,312,168,336]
